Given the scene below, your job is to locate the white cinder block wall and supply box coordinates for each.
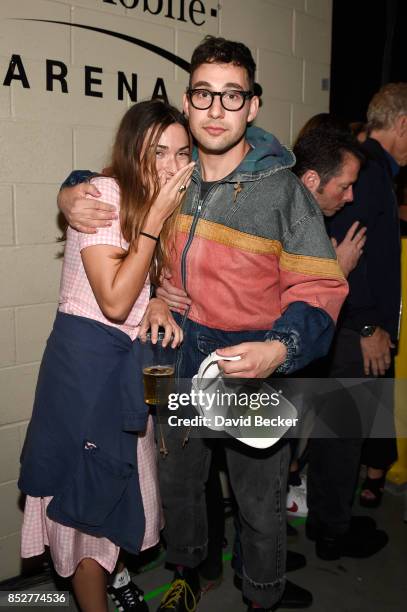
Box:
[0,0,332,580]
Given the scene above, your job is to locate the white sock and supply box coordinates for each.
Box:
[112,567,131,589]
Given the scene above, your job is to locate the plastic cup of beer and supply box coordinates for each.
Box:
[140,331,176,406]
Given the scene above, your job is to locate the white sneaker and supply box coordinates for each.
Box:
[286,477,308,517]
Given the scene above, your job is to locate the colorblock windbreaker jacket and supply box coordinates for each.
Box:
[170,126,349,372]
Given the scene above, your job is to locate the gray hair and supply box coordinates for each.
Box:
[367,82,407,131]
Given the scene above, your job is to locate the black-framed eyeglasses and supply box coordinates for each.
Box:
[186,88,254,111]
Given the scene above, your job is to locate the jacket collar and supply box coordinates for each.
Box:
[363,137,400,178]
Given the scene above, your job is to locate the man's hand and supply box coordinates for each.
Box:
[57,183,117,234]
[156,271,191,314]
[139,298,183,348]
[360,327,395,376]
[216,341,287,378]
[331,221,367,277]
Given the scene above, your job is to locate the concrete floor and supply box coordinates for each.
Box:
[6,488,407,612]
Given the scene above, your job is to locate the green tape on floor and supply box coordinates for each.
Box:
[144,582,172,602]
[290,517,306,527]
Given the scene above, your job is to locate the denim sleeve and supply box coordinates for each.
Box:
[60,170,98,190]
[264,301,335,374]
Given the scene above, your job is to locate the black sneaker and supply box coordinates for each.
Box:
[315,528,388,561]
[107,580,148,611]
[198,572,223,594]
[306,515,376,542]
[156,569,200,611]
[246,579,313,610]
[234,550,305,587]
[278,581,313,608]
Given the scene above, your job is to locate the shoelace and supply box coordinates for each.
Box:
[159,579,197,611]
[118,584,143,608]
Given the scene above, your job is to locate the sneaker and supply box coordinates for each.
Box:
[278,580,313,608]
[234,550,305,591]
[306,515,377,542]
[157,569,200,611]
[286,482,308,518]
[107,580,148,612]
[315,528,388,561]
[286,550,306,572]
[246,579,313,610]
[198,573,222,594]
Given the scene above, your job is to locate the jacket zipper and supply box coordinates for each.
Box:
[177,180,218,443]
[180,200,202,294]
[180,181,219,294]
[179,157,294,294]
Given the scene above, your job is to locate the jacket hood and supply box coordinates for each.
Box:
[192,125,295,181]
[239,126,295,174]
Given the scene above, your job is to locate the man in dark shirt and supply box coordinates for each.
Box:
[306,82,407,560]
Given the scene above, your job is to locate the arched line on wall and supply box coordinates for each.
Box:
[12,19,191,73]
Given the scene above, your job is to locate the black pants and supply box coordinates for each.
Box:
[199,442,226,581]
[307,327,397,536]
[159,317,289,609]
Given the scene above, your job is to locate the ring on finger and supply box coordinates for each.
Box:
[178,185,187,193]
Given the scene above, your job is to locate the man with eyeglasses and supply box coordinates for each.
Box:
[187,88,255,112]
[58,36,348,612]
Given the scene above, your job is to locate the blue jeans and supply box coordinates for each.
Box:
[158,318,289,608]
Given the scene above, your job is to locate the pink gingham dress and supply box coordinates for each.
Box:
[21,177,163,577]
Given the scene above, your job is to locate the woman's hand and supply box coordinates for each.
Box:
[143,162,195,235]
[139,298,183,348]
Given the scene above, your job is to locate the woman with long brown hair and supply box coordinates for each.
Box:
[18,100,194,612]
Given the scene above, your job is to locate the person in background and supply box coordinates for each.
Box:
[285,125,366,517]
[18,100,193,612]
[294,112,350,146]
[305,83,407,560]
